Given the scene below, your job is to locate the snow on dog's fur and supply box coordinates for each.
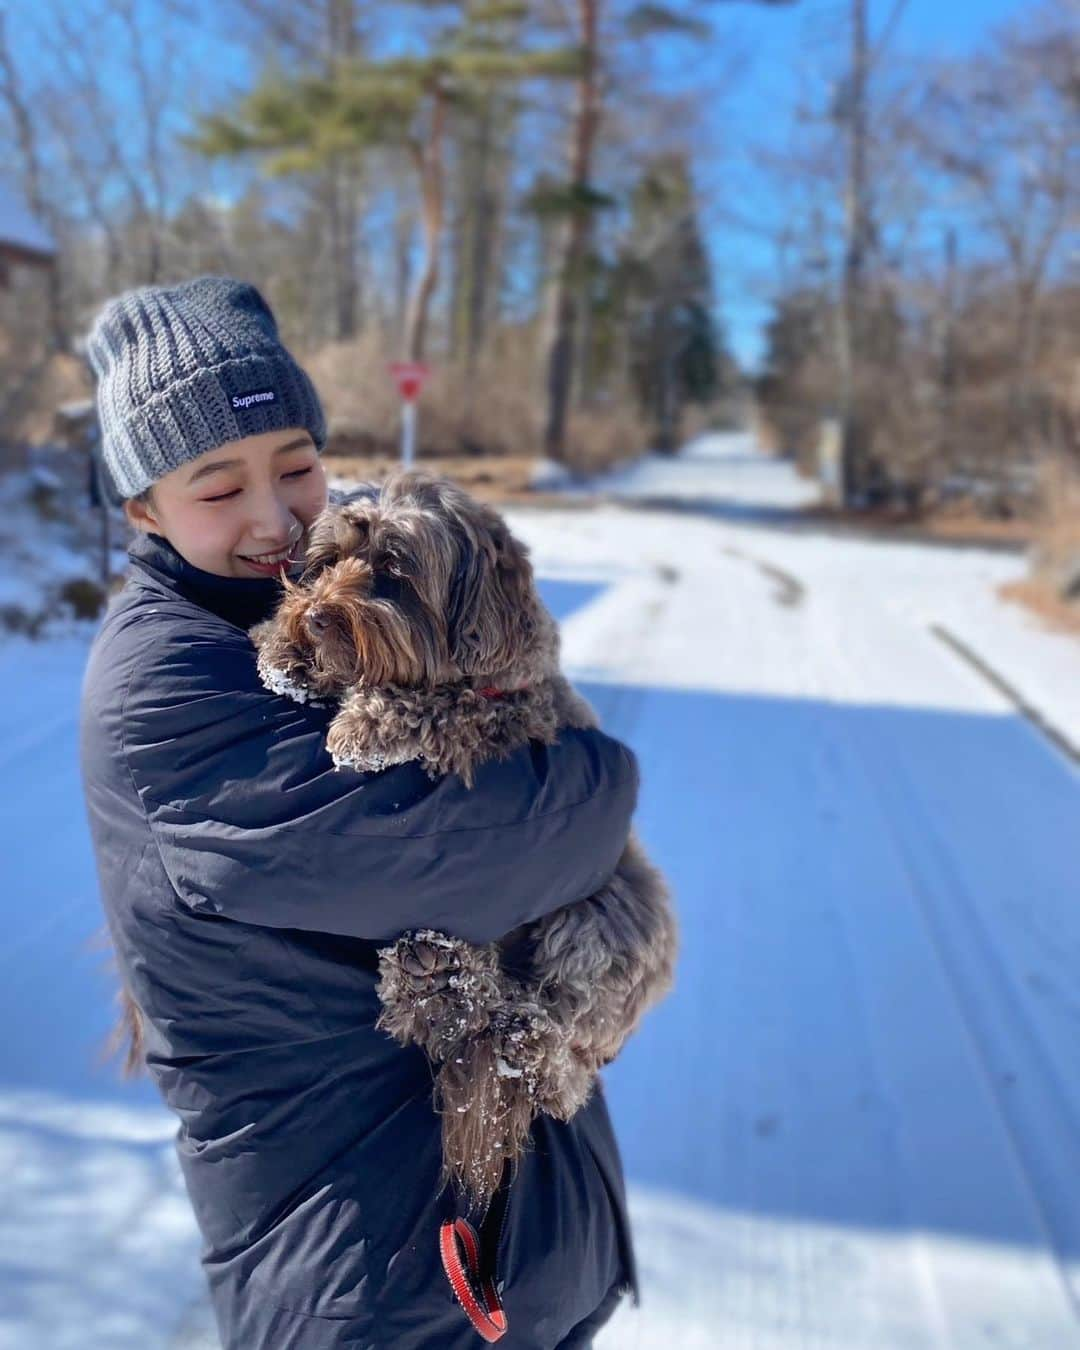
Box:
[251,470,678,1208]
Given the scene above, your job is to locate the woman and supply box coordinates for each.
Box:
[78,276,640,1349]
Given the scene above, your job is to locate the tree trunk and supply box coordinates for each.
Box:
[540,0,601,463]
[326,0,361,339]
[393,188,413,353]
[838,0,870,507]
[403,87,447,363]
[464,97,498,378]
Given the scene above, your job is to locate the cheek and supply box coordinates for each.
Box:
[295,467,328,524]
[303,472,329,518]
[172,502,244,562]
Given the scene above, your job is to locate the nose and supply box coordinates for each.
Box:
[306,607,330,634]
[249,491,301,549]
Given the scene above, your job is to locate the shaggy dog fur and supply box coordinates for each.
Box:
[248,470,678,1211]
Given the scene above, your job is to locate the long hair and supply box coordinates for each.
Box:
[107,986,146,1078]
[87,922,146,1078]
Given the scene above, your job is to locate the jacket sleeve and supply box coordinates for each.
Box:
[120,613,639,944]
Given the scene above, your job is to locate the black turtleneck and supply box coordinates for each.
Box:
[125,530,299,631]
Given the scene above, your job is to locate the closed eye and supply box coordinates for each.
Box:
[202,467,313,503]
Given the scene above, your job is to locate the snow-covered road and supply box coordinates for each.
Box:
[3,434,1078,1348]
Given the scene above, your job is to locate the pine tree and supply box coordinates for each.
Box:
[623,153,726,451]
[185,1,583,363]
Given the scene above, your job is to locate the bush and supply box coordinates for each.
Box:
[58,576,106,620]
[0,603,45,637]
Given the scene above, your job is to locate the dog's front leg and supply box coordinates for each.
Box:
[325,690,421,773]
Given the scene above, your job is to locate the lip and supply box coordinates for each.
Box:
[237,543,304,575]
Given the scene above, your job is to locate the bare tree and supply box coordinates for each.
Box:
[915,1,1078,456]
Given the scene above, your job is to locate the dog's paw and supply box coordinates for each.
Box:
[486,1003,559,1092]
[375,931,507,1058]
[397,932,463,992]
[255,651,326,706]
[328,743,410,772]
[325,715,415,773]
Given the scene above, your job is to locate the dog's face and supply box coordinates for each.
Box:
[255,471,544,694]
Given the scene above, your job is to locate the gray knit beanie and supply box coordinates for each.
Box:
[85,275,327,502]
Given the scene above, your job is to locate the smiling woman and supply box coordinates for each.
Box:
[124,428,329,578]
[80,275,640,1350]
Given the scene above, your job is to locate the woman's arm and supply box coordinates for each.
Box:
[120,615,638,943]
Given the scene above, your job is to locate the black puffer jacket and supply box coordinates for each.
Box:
[79,530,641,1350]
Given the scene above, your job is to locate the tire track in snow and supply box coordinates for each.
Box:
[719,544,805,608]
[930,624,1079,768]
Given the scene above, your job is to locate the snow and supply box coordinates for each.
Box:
[522,433,1078,752]
[0,462,127,634]
[2,434,1078,1347]
[535,431,822,511]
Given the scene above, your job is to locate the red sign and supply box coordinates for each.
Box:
[390,361,430,402]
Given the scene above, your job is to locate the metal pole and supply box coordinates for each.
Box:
[401,400,417,468]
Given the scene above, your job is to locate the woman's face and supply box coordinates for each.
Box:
[124,428,329,578]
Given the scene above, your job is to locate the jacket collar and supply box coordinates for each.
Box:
[126,530,295,631]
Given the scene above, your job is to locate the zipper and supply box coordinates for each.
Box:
[492,1157,518,1292]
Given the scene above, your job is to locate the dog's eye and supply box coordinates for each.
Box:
[371,570,408,603]
[374,549,405,576]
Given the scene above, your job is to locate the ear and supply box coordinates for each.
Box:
[123,497,158,534]
[447,512,540,676]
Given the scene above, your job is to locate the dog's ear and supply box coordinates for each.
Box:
[301,501,373,580]
[373,470,542,677]
[446,508,539,676]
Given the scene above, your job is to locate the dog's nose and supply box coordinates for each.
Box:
[305,607,330,634]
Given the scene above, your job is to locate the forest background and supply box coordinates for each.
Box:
[0,0,1076,616]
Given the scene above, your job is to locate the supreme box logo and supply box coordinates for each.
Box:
[232,388,276,410]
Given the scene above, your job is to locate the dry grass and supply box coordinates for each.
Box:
[998,577,1080,636]
[307,335,653,494]
[305,334,542,461]
[322,449,543,505]
[802,500,1037,547]
[1003,454,1080,634]
[1,349,92,456]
